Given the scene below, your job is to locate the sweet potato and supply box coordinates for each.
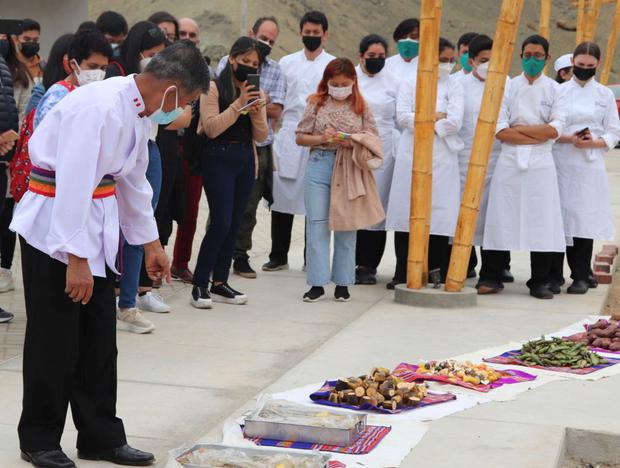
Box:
[600,325,618,338]
[609,342,620,352]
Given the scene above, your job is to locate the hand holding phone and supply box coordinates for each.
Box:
[0,130,19,144]
[576,127,590,139]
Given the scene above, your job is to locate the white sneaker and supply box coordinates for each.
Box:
[116,308,155,334]
[136,291,171,313]
[0,268,14,293]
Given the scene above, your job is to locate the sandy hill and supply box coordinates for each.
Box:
[89,0,620,82]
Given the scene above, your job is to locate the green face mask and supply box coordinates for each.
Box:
[522,56,546,77]
[397,38,419,60]
[460,52,472,72]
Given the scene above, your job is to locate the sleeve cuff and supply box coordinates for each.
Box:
[121,220,159,246]
[47,229,99,260]
[495,122,509,136]
[602,134,617,150]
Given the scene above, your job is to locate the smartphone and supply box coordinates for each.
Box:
[0,130,19,144]
[0,19,24,36]
[576,127,590,138]
[336,131,352,140]
[245,73,260,104]
[239,98,265,113]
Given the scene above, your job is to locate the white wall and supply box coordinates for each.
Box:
[0,0,88,57]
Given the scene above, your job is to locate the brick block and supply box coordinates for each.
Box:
[593,262,611,273]
[594,272,613,284]
[602,244,619,255]
[595,254,615,264]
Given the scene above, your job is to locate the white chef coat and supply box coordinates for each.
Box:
[386,74,464,236]
[457,73,510,245]
[553,77,620,241]
[272,49,335,214]
[384,54,419,85]
[11,76,159,277]
[355,64,399,230]
[483,73,566,252]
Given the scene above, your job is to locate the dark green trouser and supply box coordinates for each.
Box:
[233,145,273,260]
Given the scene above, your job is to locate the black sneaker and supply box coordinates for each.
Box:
[529,285,554,299]
[303,286,325,302]
[355,267,377,285]
[0,308,13,323]
[387,279,404,290]
[567,279,589,295]
[334,286,351,302]
[233,258,257,279]
[190,286,212,309]
[548,282,562,295]
[211,282,248,304]
[262,260,289,272]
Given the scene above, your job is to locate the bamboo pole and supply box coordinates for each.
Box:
[601,0,620,85]
[584,0,602,41]
[407,0,442,290]
[539,0,552,39]
[577,0,587,44]
[444,0,524,292]
[539,0,552,73]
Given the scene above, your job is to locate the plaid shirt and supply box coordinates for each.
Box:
[216,55,286,146]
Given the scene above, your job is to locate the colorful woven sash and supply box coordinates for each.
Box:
[28,166,116,199]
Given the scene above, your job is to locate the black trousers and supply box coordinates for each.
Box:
[0,197,16,269]
[18,239,126,452]
[480,249,552,288]
[356,230,387,270]
[269,210,294,264]
[428,234,451,281]
[393,231,409,282]
[550,237,594,283]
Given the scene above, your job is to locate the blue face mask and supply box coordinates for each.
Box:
[149,86,183,125]
[460,52,472,72]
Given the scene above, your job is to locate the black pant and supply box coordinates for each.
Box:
[193,142,255,287]
[154,132,181,247]
[0,197,15,269]
[479,249,511,284]
[18,239,126,452]
[356,230,387,270]
[468,247,478,272]
[480,249,551,288]
[551,237,594,283]
[393,231,409,282]
[269,210,294,264]
[428,234,451,281]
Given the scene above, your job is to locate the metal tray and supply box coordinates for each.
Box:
[175,443,330,467]
[244,412,367,447]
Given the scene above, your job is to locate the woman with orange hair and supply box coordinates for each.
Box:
[295,57,383,303]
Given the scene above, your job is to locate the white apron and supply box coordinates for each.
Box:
[386,76,464,235]
[272,49,335,215]
[356,65,398,230]
[553,78,620,241]
[483,74,566,252]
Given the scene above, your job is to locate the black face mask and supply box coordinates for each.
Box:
[0,40,9,60]
[572,65,596,81]
[233,63,258,82]
[302,35,322,52]
[256,40,272,60]
[20,42,40,59]
[364,57,385,75]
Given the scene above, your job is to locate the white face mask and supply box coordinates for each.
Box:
[438,61,455,80]
[475,61,489,80]
[139,56,152,72]
[72,60,105,86]
[328,84,353,101]
[110,43,120,50]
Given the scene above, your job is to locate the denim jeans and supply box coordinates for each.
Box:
[193,141,255,288]
[118,140,162,309]
[304,149,355,287]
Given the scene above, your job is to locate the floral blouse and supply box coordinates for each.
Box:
[296,96,378,150]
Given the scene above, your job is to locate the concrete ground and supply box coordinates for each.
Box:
[1,151,619,468]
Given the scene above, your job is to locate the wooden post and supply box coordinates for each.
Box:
[577,0,587,44]
[539,0,552,39]
[601,0,620,85]
[584,0,602,41]
[444,0,524,292]
[539,0,552,73]
[407,0,442,289]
